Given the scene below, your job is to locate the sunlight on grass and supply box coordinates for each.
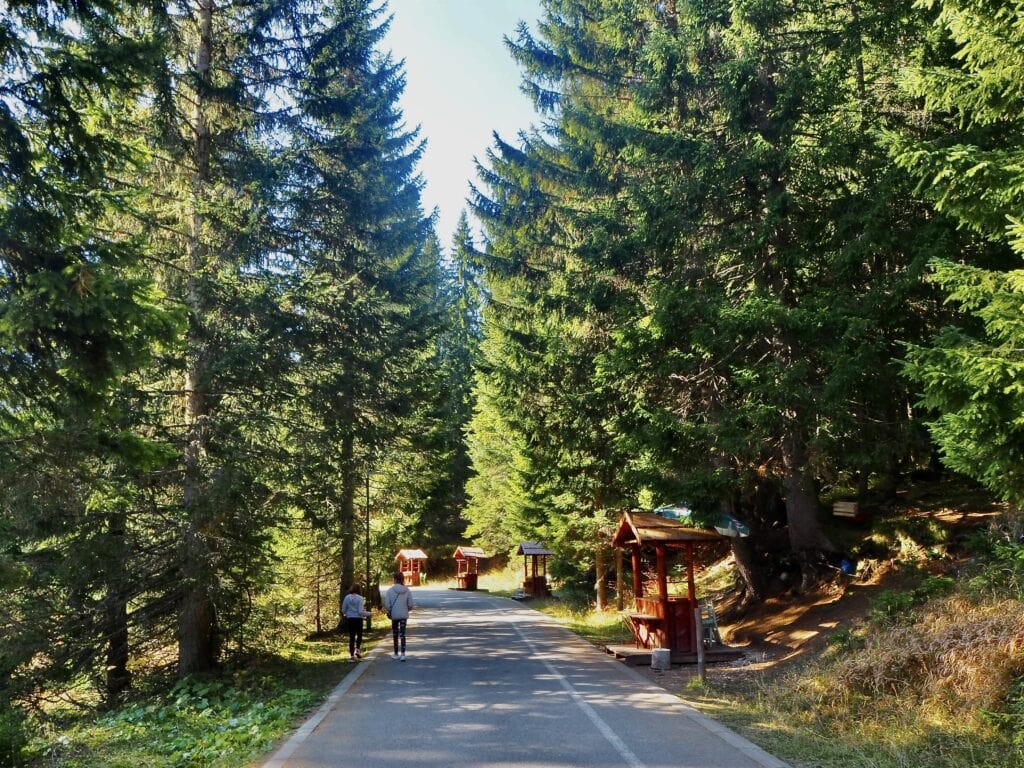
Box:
[527,600,633,647]
[477,564,527,596]
[27,638,362,768]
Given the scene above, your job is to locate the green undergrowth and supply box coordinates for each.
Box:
[27,637,364,768]
[530,598,634,647]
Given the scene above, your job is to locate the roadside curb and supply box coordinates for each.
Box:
[259,643,382,768]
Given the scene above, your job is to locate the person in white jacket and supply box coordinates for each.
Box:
[384,572,415,661]
[341,583,369,662]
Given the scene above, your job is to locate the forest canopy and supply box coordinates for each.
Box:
[2,0,1023,754]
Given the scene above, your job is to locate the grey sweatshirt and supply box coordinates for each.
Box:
[384,584,415,620]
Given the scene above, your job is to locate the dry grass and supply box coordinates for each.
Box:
[817,597,1024,710]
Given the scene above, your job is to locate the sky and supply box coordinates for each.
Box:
[381,0,544,249]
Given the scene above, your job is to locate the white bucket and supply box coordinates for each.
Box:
[650,648,671,671]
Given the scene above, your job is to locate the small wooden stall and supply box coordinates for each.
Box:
[395,548,428,586]
[453,545,487,590]
[518,542,553,596]
[611,511,724,659]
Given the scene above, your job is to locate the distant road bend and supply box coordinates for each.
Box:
[262,588,790,768]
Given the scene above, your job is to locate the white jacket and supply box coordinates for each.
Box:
[384,584,415,620]
[341,593,365,619]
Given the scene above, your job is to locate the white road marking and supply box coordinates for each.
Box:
[261,644,380,768]
[512,621,646,768]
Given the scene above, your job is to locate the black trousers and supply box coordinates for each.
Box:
[345,616,363,656]
[391,618,407,653]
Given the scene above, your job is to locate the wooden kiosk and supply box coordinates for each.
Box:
[611,511,726,660]
[453,545,487,590]
[395,548,428,586]
[517,542,553,596]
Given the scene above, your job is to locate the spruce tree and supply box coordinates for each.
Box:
[275,0,435,614]
[472,0,963,595]
[0,0,181,709]
[893,0,1024,505]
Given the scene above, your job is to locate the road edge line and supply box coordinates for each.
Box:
[260,644,381,768]
[514,599,791,768]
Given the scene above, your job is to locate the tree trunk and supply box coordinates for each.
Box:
[338,433,356,624]
[103,510,130,703]
[594,540,606,611]
[730,536,764,607]
[178,0,218,677]
[782,428,833,555]
[314,536,323,635]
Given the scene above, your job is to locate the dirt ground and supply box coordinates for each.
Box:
[631,575,885,695]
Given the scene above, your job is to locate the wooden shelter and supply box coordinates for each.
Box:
[611,511,724,656]
[453,545,487,590]
[395,548,428,586]
[517,542,553,596]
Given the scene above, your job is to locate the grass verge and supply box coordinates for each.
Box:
[28,634,379,768]
[530,598,634,647]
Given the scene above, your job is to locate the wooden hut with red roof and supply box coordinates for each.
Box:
[395,548,428,586]
[453,545,487,590]
[611,511,736,661]
[517,542,553,596]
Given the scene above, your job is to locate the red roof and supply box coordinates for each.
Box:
[395,548,428,561]
[611,511,723,548]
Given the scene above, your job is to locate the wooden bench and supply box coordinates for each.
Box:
[833,500,868,523]
[625,613,664,649]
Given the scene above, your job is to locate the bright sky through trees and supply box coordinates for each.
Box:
[381,0,543,245]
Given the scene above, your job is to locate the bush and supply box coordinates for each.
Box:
[915,575,956,601]
[870,589,916,623]
[966,533,1024,599]
[0,703,27,767]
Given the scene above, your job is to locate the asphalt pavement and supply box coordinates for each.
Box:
[261,588,789,768]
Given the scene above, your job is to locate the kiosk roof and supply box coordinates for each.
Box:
[611,510,724,548]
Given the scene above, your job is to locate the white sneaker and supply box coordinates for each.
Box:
[391,653,400,660]
[348,656,355,663]
[399,654,406,661]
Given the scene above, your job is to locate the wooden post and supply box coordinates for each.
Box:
[656,544,669,649]
[656,545,668,599]
[694,606,706,683]
[685,542,696,603]
[686,541,697,652]
[615,548,624,611]
[631,546,643,599]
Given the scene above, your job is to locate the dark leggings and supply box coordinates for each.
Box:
[345,616,363,656]
[391,619,407,654]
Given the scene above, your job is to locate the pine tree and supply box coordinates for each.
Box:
[274,0,436,616]
[409,215,485,551]
[472,0,962,595]
[1,0,178,707]
[893,0,1024,505]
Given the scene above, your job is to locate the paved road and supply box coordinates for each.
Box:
[262,588,789,768]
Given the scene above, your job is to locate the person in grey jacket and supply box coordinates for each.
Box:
[384,572,415,660]
[341,583,369,662]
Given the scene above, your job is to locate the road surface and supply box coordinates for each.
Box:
[262,588,788,768]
